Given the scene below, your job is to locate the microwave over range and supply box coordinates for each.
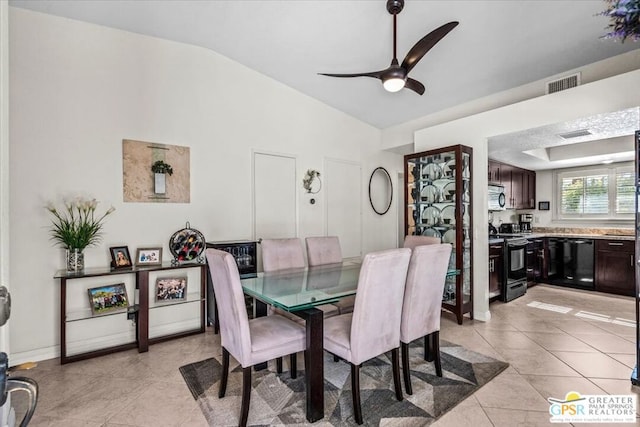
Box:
[488,184,506,211]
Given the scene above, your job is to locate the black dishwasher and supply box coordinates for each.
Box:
[548,238,595,289]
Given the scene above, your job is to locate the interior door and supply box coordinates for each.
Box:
[253,152,297,269]
[326,159,361,259]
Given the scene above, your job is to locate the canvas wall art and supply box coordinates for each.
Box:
[122,139,190,203]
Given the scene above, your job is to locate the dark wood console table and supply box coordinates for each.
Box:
[55,262,206,364]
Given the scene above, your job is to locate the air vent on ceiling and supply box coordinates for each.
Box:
[546,72,581,94]
[558,129,592,139]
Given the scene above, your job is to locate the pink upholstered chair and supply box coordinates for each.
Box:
[323,248,411,425]
[261,238,306,272]
[403,235,441,250]
[400,243,452,395]
[305,236,353,315]
[206,248,307,427]
[305,236,342,266]
[262,237,340,323]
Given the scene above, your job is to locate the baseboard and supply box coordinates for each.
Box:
[9,345,59,366]
[473,309,491,322]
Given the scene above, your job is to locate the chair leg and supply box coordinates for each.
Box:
[424,333,433,362]
[276,357,283,373]
[219,347,229,398]
[433,331,443,377]
[401,342,412,395]
[240,367,252,427]
[391,348,403,402]
[351,363,363,425]
[290,353,297,379]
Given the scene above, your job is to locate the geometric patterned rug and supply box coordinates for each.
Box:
[179,340,509,426]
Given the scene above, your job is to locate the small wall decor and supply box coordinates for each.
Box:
[368,167,393,215]
[110,246,132,269]
[302,169,322,194]
[169,222,206,265]
[135,247,163,266]
[122,139,190,203]
[538,201,550,211]
[88,283,129,316]
[155,277,188,302]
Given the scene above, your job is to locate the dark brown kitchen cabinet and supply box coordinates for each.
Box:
[595,239,635,296]
[487,160,535,210]
[489,243,503,300]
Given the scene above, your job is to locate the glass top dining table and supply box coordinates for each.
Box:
[239,261,459,422]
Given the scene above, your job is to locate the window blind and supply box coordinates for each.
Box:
[560,174,608,214]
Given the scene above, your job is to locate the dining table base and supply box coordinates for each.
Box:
[252,300,325,422]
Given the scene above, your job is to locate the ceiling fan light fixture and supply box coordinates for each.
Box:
[383,77,406,92]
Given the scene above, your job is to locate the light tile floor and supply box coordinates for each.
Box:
[10,284,640,426]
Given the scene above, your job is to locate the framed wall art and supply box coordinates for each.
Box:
[135,247,163,266]
[87,283,129,316]
[538,201,550,211]
[122,139,190,203]
[110,246,132,269]
[155,277,188,302]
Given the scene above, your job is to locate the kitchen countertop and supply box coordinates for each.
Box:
[488,232,634,242]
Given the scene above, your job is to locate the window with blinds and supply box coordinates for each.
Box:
[556,163,634,220]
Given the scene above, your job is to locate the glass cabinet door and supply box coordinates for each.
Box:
[405,145,473,324]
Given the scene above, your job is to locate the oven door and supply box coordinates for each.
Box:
[506,240,527,281]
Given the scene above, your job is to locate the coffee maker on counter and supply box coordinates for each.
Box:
[519,213,533,233]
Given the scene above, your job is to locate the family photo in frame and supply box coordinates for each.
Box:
[87,283,129,316]
[136,247,162,266]
[156,277,187,302]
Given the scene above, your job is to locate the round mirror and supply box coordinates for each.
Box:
[368,167,393,215]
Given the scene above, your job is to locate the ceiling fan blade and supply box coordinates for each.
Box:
[401,21,458,73]
[318,71,384,79]
[405,78,425,95]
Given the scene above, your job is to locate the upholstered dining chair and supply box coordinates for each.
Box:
[323,248,411,425]
[403,234,441,250]
[205,248,307,427]
[261,238,306,272]
[399,243,452,395]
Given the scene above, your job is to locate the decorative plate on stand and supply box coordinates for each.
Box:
[169,222,206,265]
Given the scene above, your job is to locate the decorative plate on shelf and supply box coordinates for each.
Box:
[169,222,206,264]
[442,229,456,244]
[421,162,442,181]
[442,181,456,202]
[420,184,440,203]
[421,206,441,226]
[421,227,442,239]
[440,205,456,226]
[442,158,456,178]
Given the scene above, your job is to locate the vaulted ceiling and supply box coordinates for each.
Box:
[10,0,639,130]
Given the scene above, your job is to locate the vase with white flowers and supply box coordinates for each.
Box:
[46,197,115,272]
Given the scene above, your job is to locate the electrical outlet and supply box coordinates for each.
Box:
[534,216,540,223]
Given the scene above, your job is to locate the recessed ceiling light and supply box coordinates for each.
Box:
[602,159,614,164]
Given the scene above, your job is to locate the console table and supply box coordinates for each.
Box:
[55,262,206,364]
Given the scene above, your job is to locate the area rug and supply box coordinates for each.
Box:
[179,340,508,426]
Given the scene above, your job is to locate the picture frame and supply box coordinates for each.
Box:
[87,283,129,316]
[538,201,550,211]
[155,277,188,302]
[110,246,132,269]
[135,247,163,266]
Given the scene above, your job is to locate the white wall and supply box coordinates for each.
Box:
[414,69,640,322]
[8,8,402,362]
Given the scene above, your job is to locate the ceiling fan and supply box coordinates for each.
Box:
[319,0,458,95]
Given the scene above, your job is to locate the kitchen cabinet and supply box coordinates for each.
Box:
[489,242,503,299]
[487,160,536,210]
[595,239,635,296]
[405,144,473,324]
[526,238,544,286]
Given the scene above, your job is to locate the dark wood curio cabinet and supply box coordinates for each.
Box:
[404,144,473,324]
